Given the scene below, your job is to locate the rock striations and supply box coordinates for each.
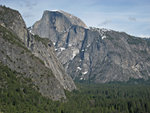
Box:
[31,10,150,83]
[0,6,76,100]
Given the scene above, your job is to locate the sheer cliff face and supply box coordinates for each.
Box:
[0,6,76,100]
[31,10,150,83]
[0,6,28,44]
[31,10,87,43]
[67,28,150,83]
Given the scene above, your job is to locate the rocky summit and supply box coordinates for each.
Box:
[31,10,150,83]
[0,6,76,100]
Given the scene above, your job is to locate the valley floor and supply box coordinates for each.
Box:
[0,63,150,113]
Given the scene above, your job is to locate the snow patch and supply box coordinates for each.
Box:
[82,71,88,75]
[87,44,90,47]
[30,32,35,36]
[80,77,83,80]
[102,35,107,39]
[29,29,35,35]
[85,26,90,30]
[71,49,79,60]
[89,27,112,40]
[77,67,82,70]
[60,47,65,51]
[51,9,60,12]
[68,44,72,47]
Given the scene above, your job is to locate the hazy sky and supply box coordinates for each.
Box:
[1,0,150,37]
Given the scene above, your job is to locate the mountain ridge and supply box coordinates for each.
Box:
[0,5,76,100]
[31,10,150,83]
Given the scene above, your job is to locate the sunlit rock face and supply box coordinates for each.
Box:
[0,6,76,100]
[31,10,150,83]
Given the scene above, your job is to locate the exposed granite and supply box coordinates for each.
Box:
[31,10,150,83]
[0,6,76,100]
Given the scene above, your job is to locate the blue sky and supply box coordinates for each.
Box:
[1,0,150,37]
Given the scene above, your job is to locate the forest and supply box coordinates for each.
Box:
[0,62,150,113]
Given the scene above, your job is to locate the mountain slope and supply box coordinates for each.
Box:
[31,10,150,83]
[0,6,76,100]
[0,25,66,100]
[0,62,57,112]
[1,62,150,113]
